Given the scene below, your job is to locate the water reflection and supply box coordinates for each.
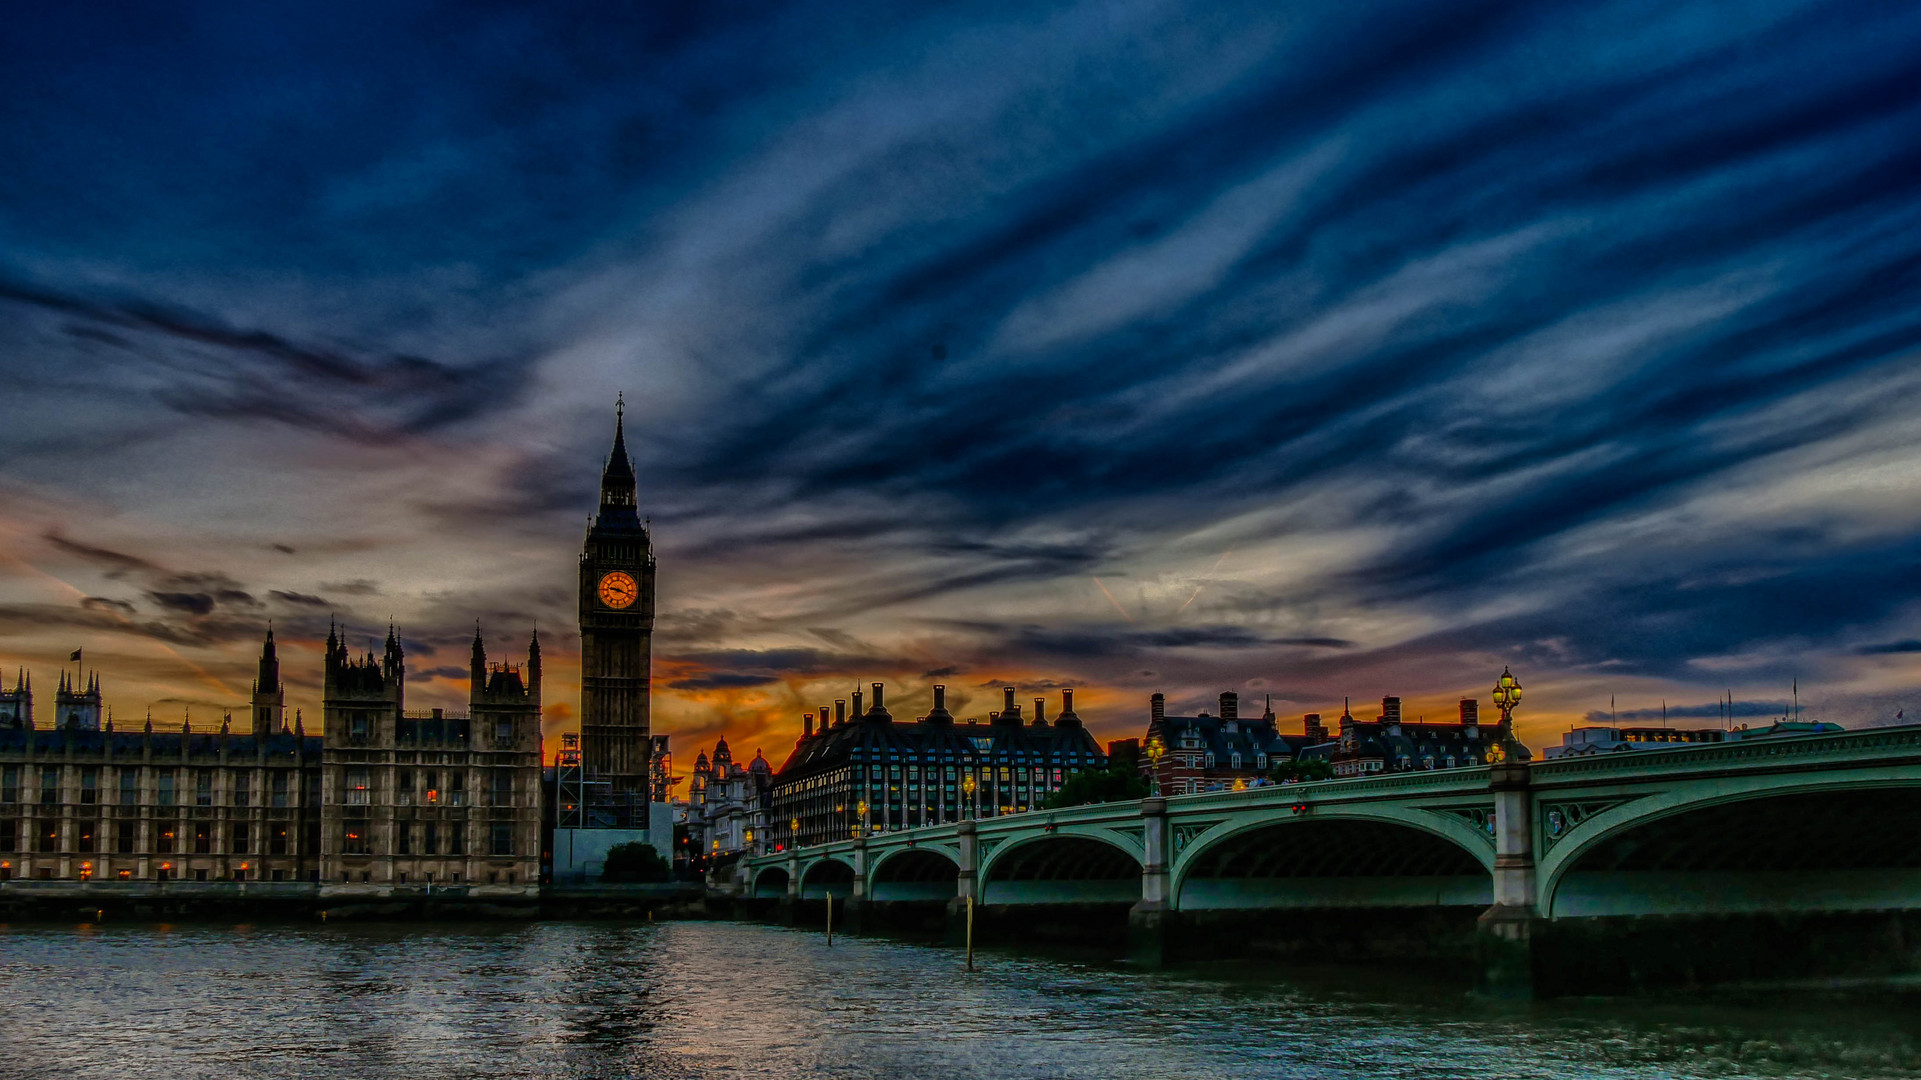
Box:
[0,920,1916,1079]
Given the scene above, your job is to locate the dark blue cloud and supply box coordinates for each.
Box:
[4,1,1921,731]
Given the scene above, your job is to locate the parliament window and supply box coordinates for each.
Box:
[346,767,370,806]
[37,821,58,852]
[341,825,370,856]
[495,719,514,742]
[80,767,98,804]
[157,770,175,807]
[423,822,438,855]
[196,769,213,807]
[490,772,512,807]
[234,772,251,807]
[114,821,135,854]
[231,823,250,854]
[0,765,16,803]
[39,767,58,806]
[397,770,413,805]
[76,822,94,853]
[194,822,212,854]
[490,824,513,856]
[157,824,176,854]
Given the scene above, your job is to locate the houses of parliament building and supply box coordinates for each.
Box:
[0,404,654,897]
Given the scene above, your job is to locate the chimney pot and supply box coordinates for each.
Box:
[1003,686,1016,713]
[1219,691,1239,720]
[933,685,946,710]
[871,682,884,709]
[1063,689,1075,712]
[1150,692,1165,722]
[1035,697,1047,723]
[835,699,846,725]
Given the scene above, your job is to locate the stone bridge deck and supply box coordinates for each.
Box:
[739,725,1921,991]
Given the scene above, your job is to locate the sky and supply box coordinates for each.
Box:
[3,1,1921,768]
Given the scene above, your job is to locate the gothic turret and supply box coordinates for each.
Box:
[251,626,284,738]
[470,624,487,697]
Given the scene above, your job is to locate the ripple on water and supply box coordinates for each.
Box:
[0,921,1917,1080]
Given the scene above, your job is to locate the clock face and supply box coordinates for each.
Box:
[597,571,639,610]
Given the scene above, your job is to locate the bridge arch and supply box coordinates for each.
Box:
[1172,809,1493,911]
[752,865,790,899]
[980,833,1142,905]
[868,847,960,903]
[1541,781,1921,918]
[799,856,856,900]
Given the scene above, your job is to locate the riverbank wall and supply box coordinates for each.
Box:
[0,880,714,923]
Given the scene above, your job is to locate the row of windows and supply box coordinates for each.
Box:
[0,863,310,883]
[339,823,517,857]
[0,818,304,855]
[0,765,303,807]
[341,768,517,806]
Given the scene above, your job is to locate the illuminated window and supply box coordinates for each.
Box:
[345,768,370,806]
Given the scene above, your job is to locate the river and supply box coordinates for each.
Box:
[1,920,1916,1079]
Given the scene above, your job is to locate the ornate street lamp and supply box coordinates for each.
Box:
[962,774,977,820]
[1144,735,1166,796]
[856,800,869,838]
[1487,666,1532,764]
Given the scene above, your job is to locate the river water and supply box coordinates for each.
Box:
[2,920,1916,1079]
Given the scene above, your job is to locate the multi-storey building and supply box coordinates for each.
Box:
[0,634,323,883]
[320,623,544,894]
[1317,696,1496,777]
[770,684,1106,849]
[684,738,773,857]
[1140,691,1323,795]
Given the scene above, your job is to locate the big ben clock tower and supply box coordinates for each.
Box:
[580,395,655,796]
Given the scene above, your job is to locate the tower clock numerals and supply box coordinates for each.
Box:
[598,571,639,610]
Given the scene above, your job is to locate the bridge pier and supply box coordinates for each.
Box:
[845,839,869,934]
[1476,760,1540,998]
[945,821,979,946]
[1127,797,1170,968]
[777,852,801,925]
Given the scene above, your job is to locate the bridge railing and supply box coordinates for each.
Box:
[1530,723,1921,783]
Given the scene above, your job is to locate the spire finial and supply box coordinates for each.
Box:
[616,390,625,421]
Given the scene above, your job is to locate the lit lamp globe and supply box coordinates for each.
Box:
[1487,666,1531,764]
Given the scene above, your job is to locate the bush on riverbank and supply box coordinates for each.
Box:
[602,842,673,883]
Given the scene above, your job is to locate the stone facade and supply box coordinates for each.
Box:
[0,636,322,883]
[770,684,1106,848]
[320,624,544,895]
[684,738,773,859]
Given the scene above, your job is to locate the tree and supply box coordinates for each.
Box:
[601,841,672,883]
[1041,764,1151,810]
[1270,757,1333,784]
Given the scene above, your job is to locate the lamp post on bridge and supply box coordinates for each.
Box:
[963,774,977,821]
[1479,664,1540,999]
[1488,666,1532,764]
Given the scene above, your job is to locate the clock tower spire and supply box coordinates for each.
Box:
[579,393,656,800]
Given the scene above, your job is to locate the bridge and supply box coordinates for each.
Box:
[736,724,1921,996]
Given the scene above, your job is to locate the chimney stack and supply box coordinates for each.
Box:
[804,712,814,738]
[1034,696,1047,724]
[1304,713,1327,743]
[934,685,946,711]
[1219,691,1239,721]
[1150,692,1165,723]
[835,699,846,726]
[851,689,863,720]
[871,682,885,710]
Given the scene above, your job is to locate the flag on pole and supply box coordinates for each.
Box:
[69,649,81,662]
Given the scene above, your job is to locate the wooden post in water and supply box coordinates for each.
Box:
[826,891,834,946]
[965,894,975,971]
